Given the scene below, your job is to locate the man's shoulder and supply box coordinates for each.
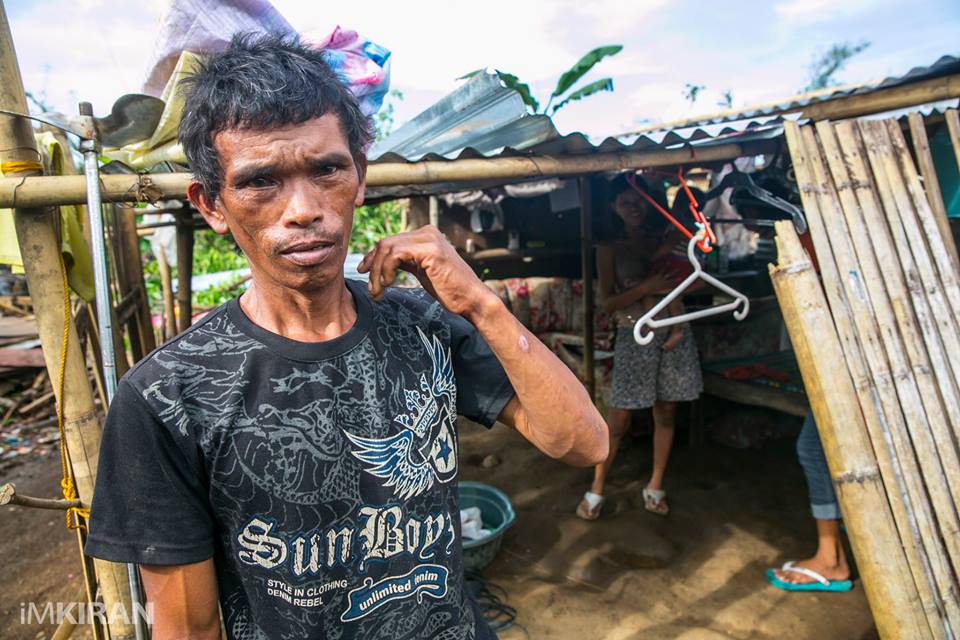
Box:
[375,284,451,329]
[120,300,240,393]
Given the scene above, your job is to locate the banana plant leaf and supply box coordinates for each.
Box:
[551,78,614,114]
[551,45,622,100]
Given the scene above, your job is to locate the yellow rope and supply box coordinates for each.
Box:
[0,160,43,174]
[55,254,89,531]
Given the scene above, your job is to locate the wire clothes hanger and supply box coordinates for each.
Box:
[631,229,750,345]
[624,170,749,345]
[704,166,808,234]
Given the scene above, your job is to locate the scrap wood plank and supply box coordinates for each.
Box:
[0,347,45,368]
[0,315,37,340]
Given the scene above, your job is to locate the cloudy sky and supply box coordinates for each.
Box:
[6,0,959,140]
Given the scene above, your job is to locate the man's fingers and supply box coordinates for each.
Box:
[357,249,375,273]
[379,250,410,291]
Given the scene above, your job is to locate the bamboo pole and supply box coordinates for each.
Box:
[823,120,960,468]
[786,121,948,635]
[863,121,960,439]
[770,219,932,640]
[886,120,960,323]
[115,205,157,359]
[908,113,959,273]
[855,121,960,432]
[157,249,176,340]
[579,175,595,401]
[0,3,134,638]
[946,110,960,179]
[175,211,193,332]
[0,141,765,209]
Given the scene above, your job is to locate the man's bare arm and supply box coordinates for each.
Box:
[468,299,607,466]
[139,559,221,640]
[358,226,608,467]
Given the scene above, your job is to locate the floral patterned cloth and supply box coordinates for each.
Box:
[483,277,615,399]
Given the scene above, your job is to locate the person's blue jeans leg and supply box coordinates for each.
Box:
[796,412,841,520]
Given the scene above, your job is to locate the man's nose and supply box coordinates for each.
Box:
[280,178,324,228]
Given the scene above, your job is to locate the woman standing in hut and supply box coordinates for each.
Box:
[577,173,703,519]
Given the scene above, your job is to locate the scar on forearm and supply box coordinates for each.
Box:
[518,334,530,353]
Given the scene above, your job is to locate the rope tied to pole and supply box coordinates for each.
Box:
[0,160,43,173]
[55,253,89,531]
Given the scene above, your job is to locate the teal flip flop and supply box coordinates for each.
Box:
[766,561,853,593]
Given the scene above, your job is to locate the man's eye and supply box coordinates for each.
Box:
[248,176,274,188]
[315,165,339,177]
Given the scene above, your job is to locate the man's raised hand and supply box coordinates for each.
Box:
[357,226,498,321]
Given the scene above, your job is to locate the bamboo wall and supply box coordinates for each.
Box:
[776,116,960,638]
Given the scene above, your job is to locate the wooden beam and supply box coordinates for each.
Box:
[0,141,765,209]
[701,372,808,417]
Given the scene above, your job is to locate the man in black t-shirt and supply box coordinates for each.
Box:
[85,34,608,640]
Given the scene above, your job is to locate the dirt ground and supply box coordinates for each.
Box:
[1,411,876,640]
[459,416,877,640]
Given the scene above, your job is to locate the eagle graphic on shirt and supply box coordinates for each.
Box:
[344,327,458,499]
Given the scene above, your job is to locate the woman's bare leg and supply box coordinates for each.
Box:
[590,407,632,496]
[648,400,676,492]
[773,519,850,584]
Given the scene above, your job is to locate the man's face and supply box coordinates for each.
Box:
[194,114,366,292]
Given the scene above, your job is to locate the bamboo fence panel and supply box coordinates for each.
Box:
[778,117,960,638]
[770,219,933,639]
[785,121,948,635]
[788,121,956,634]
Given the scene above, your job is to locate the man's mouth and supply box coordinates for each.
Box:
[278,240,337,267]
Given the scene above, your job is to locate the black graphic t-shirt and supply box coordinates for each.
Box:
[85,279,515,639]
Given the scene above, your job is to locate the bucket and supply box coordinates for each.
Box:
[459,481,516,571]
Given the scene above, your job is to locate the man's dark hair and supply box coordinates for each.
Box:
[179,32,373,199]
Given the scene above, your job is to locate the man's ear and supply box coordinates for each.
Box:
[354,156,367,208]
[188,182,229,235]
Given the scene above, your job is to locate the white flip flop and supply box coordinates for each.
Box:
[576,491,604,520]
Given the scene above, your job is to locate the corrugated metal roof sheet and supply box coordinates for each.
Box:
[364,56,957,199]
[625,54,960,135]
[369,73,784,163]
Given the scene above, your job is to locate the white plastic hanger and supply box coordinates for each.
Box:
[633,229,749,345]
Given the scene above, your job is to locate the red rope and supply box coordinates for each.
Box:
[624,171,715,253]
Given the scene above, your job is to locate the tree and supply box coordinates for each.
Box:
[460,45,623,116]
[682,83,705,105]
[373,89,404,142]
[717,89,734,109]
[805,41,871,91]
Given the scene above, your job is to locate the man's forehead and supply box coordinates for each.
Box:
[213,114,351,163]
